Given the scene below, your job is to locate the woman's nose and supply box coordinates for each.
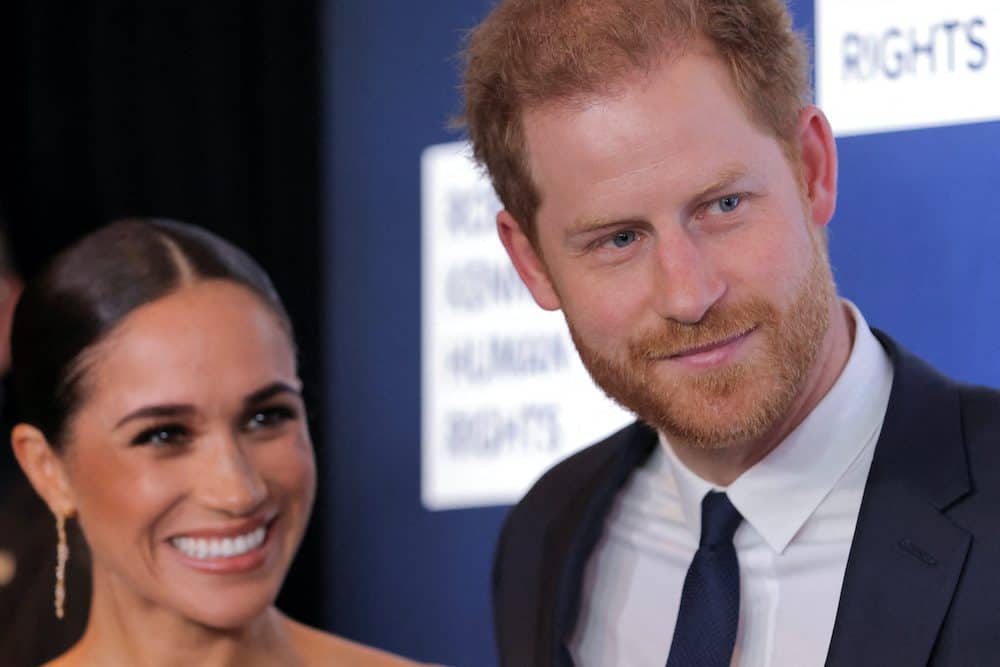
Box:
[195,435,268,515]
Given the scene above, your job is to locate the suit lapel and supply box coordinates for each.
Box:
[824,479,971,666]
[825,333,972,666]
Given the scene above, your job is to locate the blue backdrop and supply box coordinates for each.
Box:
[321,1,1000,665]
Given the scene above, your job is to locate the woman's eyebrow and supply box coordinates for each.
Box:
[114,404,195,429]
[113,383,301,429]
[243,382,301,406]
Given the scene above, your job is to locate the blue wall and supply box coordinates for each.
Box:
[322,1,999,665]
[322,2,503,664]
[835,123,1000,382]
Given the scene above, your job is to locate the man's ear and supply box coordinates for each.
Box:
[11,423,76,517]
[496,210,561,311]
[797,105,838,229]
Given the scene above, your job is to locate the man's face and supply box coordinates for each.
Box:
[505,49,839,450]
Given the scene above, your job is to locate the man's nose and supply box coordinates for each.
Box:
[652,230,726,324]
[195,435,268,515]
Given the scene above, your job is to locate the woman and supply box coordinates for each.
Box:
[11,219,422,666]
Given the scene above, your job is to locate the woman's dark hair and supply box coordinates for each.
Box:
[10,218,293,448]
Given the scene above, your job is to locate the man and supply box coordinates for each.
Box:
[461,1,1000,666]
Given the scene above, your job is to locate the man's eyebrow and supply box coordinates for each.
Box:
[564,164,752,238]
[689,164,751,202]
[566,215,646,237]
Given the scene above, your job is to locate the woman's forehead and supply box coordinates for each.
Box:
[78,282,297,412]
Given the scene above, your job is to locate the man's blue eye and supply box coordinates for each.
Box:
[611,230,637,248]
[718,194,741,212]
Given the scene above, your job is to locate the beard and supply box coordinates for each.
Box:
[569,237,836,449]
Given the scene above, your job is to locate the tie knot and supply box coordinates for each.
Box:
[699,491,742,549]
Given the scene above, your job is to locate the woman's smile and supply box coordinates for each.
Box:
[167,512,279,574]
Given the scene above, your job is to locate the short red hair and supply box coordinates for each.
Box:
[461,0,810,243]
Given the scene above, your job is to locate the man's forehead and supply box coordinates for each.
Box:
[520,45,747,150]
[524,60,751,165]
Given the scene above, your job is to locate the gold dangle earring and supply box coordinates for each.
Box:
[55,512,69,620]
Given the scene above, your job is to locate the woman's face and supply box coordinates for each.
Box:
[59,280,315,629]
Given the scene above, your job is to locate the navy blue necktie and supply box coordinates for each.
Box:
[665,491,743,667]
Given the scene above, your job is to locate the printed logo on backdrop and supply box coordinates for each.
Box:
[816,0,998,136]
[420,141,633,510]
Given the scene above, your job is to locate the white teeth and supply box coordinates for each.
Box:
[171,526,267,560]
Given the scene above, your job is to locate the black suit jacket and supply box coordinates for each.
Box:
[493,332,1000,666]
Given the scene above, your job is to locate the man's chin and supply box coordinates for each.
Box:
[582,351,771,448]
[633,377,797,450]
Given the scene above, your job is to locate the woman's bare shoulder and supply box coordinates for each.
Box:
[40,646,83,667]
[287,617,436,667]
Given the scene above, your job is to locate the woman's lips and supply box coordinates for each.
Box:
[167,515,278,574]
[169,511,275,540]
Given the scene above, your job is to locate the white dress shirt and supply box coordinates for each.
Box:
[569,303,894,667]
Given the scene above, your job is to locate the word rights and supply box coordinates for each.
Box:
[817,0,998,136]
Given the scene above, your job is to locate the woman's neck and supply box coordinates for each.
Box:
[56,569,302,667]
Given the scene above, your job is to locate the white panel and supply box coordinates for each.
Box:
[816,0,999,136]
[420,141,634,510]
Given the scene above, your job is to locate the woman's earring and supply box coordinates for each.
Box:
[55,512,69,620]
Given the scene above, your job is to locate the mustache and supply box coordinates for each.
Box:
[628,300,776,360]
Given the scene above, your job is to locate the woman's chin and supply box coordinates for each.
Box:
[175,591,279,632]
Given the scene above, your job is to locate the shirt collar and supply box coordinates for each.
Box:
[660,301,894,553]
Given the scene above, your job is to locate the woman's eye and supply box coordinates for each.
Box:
[716,194,742,213]
[245,406,296,431]
[132,425,190,447]
[609,230,638,248]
